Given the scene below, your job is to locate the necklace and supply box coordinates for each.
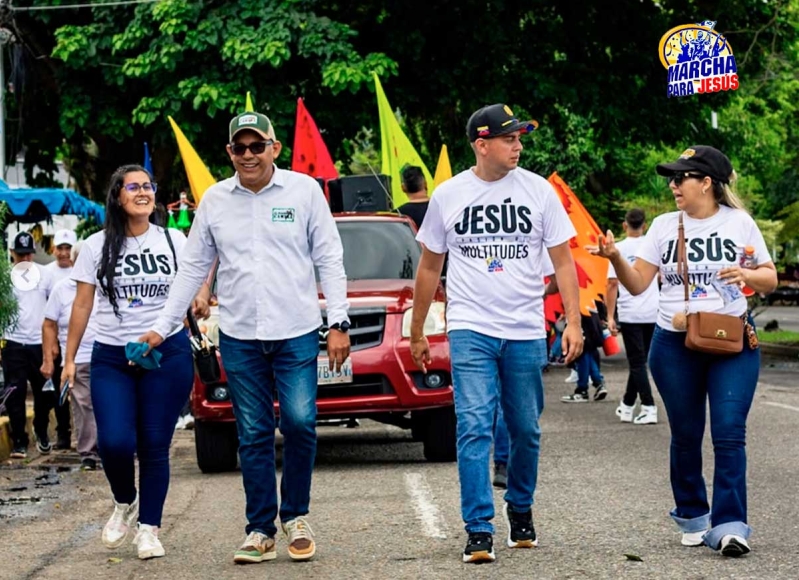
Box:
[126,225,152,254]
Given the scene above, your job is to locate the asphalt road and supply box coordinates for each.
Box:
[2,350,798,580]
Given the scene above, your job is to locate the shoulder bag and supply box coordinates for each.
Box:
[164,228,222,384]
[676,212,744,355]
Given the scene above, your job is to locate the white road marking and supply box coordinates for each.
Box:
[763,401,799,413]
[404,472,447,539]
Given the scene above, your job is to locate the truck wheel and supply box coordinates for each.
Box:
[422,406,457,462]
[195,420,239,473]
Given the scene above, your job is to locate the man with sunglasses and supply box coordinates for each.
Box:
[140,111,350,564]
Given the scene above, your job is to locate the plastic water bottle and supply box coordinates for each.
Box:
[601,327,620,356]
[42,378,55,392]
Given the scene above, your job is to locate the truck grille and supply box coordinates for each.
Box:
[320,307,386,354]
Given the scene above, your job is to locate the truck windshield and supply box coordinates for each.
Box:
[318,220,421,281]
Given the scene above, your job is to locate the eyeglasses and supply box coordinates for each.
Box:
[230,140,273,156]
[669,172,705,186]
[122,182,157,194]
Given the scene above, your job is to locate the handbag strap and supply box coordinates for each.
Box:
[163,227,204,341]
[677,212,689,311]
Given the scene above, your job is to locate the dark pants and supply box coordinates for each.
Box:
[218,329,319,537]
[52,353,71,442]
[0,341,51,448]
[620,322,655,407]
[90,332,193,526]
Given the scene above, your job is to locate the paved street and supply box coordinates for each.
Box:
[1,354,798,580]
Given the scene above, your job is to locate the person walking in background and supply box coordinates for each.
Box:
[561,307,607,402]
[396,165,430,230]
[41,241,101,471]
[63,164,210,560]
[606,208,659,425]
[589,146,777,557]
[138,111,350,565]
[44,228,78,449]
[410,103,583,563]
[1,231,54,459]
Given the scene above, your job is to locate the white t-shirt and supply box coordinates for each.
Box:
[416,167,575,340]
[607,236,659,323]
[71,226,188,346]
[3,263,53,345]
[43,278,97,364]
[636,207,770,330]
[45,262,73,286]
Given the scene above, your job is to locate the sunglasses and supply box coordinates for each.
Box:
[122,182,157,194]
[230,140,273,156]
[669,172,706,186]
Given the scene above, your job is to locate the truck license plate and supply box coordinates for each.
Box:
[318,358,353,385]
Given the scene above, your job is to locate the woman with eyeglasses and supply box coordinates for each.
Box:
[588,146,777,558]
[62,164,210,560]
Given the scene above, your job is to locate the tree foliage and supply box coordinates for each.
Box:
[0,0,797,238]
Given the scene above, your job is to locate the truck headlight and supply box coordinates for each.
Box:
[402,302,446,338]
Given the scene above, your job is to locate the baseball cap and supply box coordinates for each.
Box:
[466,104,539,142]
[53,229,77,247]
[229,112,276,142]
[12,231,35,254]
[656,146,734,184]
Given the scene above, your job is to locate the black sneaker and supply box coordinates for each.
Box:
[37,437,52,455]
[504,504,538,548]
[10,446,27,459]
[593,383,608,401]
[561,391,589,403]
[80,458,98,471]
[462,532,495,563]
[493,463,508,489]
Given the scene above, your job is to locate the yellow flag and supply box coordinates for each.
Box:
[373,73,434,208]
[168,116,217,204]
[245,91,255,111]
[433,144,453,189]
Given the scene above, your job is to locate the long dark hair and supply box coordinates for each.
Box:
[97,164,164,318]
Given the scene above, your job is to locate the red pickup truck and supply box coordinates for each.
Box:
[191,213,455,472]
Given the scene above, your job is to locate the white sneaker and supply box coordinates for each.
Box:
[720,534,751,557]
[102,494,139,548]
[681,530,707,547]
[564,369,579,383]
[616,403,635,423]
[133,523,165,559]
[182,414,195,430]
[634,405,658,425]
[174,415,186,430]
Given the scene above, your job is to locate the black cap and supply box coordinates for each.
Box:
[656,146,734,184]
[466,104,538,142]
[12,232,35,254]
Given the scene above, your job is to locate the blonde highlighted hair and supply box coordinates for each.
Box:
[712,169,746,212]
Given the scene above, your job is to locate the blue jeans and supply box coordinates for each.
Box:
[219,329,319,537]
[576,349,603,390]
[648,325,759,550]
[90,332,193,526]
[449,329,548,534]
[493,406,509,466]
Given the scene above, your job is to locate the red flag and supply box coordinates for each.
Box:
[291,98,339,199]
[546,172,609,316]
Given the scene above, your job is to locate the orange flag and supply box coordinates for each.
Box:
[547,172,609,316]
[291,97,339,200]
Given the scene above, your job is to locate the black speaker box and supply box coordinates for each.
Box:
[328,174,392,213]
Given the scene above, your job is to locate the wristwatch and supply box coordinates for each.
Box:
[329,321,351,333]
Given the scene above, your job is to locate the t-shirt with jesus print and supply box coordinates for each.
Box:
[635,206,770,331]
[416,167,574,340]
[71,226,188,345]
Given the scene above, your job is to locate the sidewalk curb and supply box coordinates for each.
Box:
[760,343,799,358]
[0,409,35,462]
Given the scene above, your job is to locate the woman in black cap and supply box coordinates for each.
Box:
[588,145,777,557]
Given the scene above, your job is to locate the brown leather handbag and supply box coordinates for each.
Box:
[676,212,744,355]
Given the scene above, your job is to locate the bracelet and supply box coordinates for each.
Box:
[410,335,426,343]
